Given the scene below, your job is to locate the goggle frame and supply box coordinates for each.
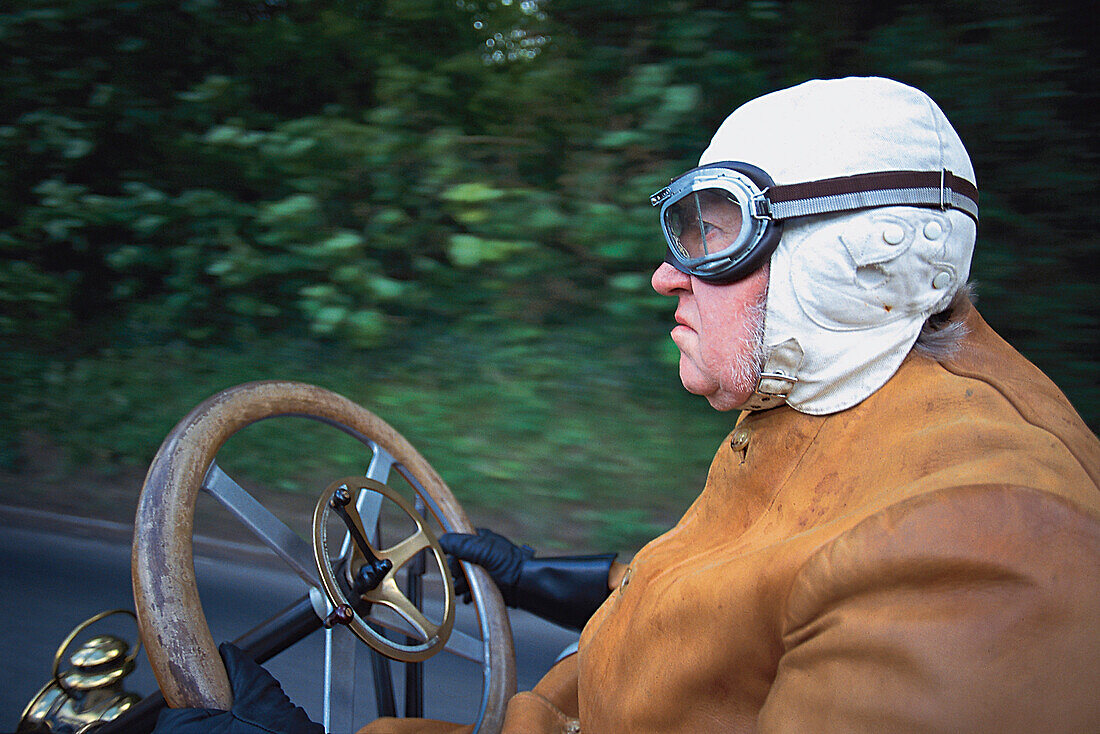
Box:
[651,161,783,283]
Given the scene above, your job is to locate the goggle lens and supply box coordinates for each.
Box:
[662,189,744,261]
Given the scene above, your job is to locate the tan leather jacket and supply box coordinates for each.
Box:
[366,307,1100,733]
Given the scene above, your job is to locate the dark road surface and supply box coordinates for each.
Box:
[0,510,579,732]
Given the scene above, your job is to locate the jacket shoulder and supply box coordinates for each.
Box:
[940,305,1099,486]
[763,483,1100,733]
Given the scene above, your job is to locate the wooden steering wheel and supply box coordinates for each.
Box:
[131,381,516,731]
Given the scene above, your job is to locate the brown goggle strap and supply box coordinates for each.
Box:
[761,170,978,224]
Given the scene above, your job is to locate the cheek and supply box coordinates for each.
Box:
[692,275,769,387]
[696,297,755,359]
[697,321,747,373]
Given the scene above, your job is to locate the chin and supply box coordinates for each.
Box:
[678,363,713,398]
[679,361,753,410]
[704,392,750,412]
[704,376,758,411]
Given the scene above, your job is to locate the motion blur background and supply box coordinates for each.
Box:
[2,0,1096,552]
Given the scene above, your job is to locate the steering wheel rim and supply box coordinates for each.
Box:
[131,380,516,731]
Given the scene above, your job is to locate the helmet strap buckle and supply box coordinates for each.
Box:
[742,338,803,411]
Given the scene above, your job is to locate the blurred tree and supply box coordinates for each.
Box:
[1,0,1095,487]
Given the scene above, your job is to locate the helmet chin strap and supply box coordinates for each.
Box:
[740,338,803,411]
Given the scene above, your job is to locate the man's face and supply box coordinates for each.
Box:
[651,261,769,411]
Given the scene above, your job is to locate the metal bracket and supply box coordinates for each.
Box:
[650,187,672,206]
[751,193,773,220]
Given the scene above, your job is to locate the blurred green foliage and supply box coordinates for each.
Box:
[1,0,1096,548]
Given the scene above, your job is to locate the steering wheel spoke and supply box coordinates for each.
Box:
[364,443,397,483]
[351,606,484,664]
[381,528,433,571]
[367,577,437,642]
[201,462,322,590]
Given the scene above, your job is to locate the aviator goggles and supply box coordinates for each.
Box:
[650,161,979,283]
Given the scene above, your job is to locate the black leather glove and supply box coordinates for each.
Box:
[152,643,323,733]
[439,528,616,631]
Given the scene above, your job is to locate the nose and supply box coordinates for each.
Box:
[652,261,692,295]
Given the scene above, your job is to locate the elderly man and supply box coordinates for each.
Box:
[430,77,1100,733]
[158,77,1100,733]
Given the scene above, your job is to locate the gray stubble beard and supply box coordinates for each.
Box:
[729,283,769,401]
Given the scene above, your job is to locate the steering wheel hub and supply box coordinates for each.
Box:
[312,477,455,662]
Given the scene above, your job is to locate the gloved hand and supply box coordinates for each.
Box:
[152,643,323,733]
[439,528,616,631]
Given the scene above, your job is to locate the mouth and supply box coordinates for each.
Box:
[673,311,695,331]
[670,321,695,347]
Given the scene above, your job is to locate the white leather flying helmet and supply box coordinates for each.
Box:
[677,77,980,414]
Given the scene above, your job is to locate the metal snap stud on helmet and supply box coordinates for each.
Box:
[658,77,979,415]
